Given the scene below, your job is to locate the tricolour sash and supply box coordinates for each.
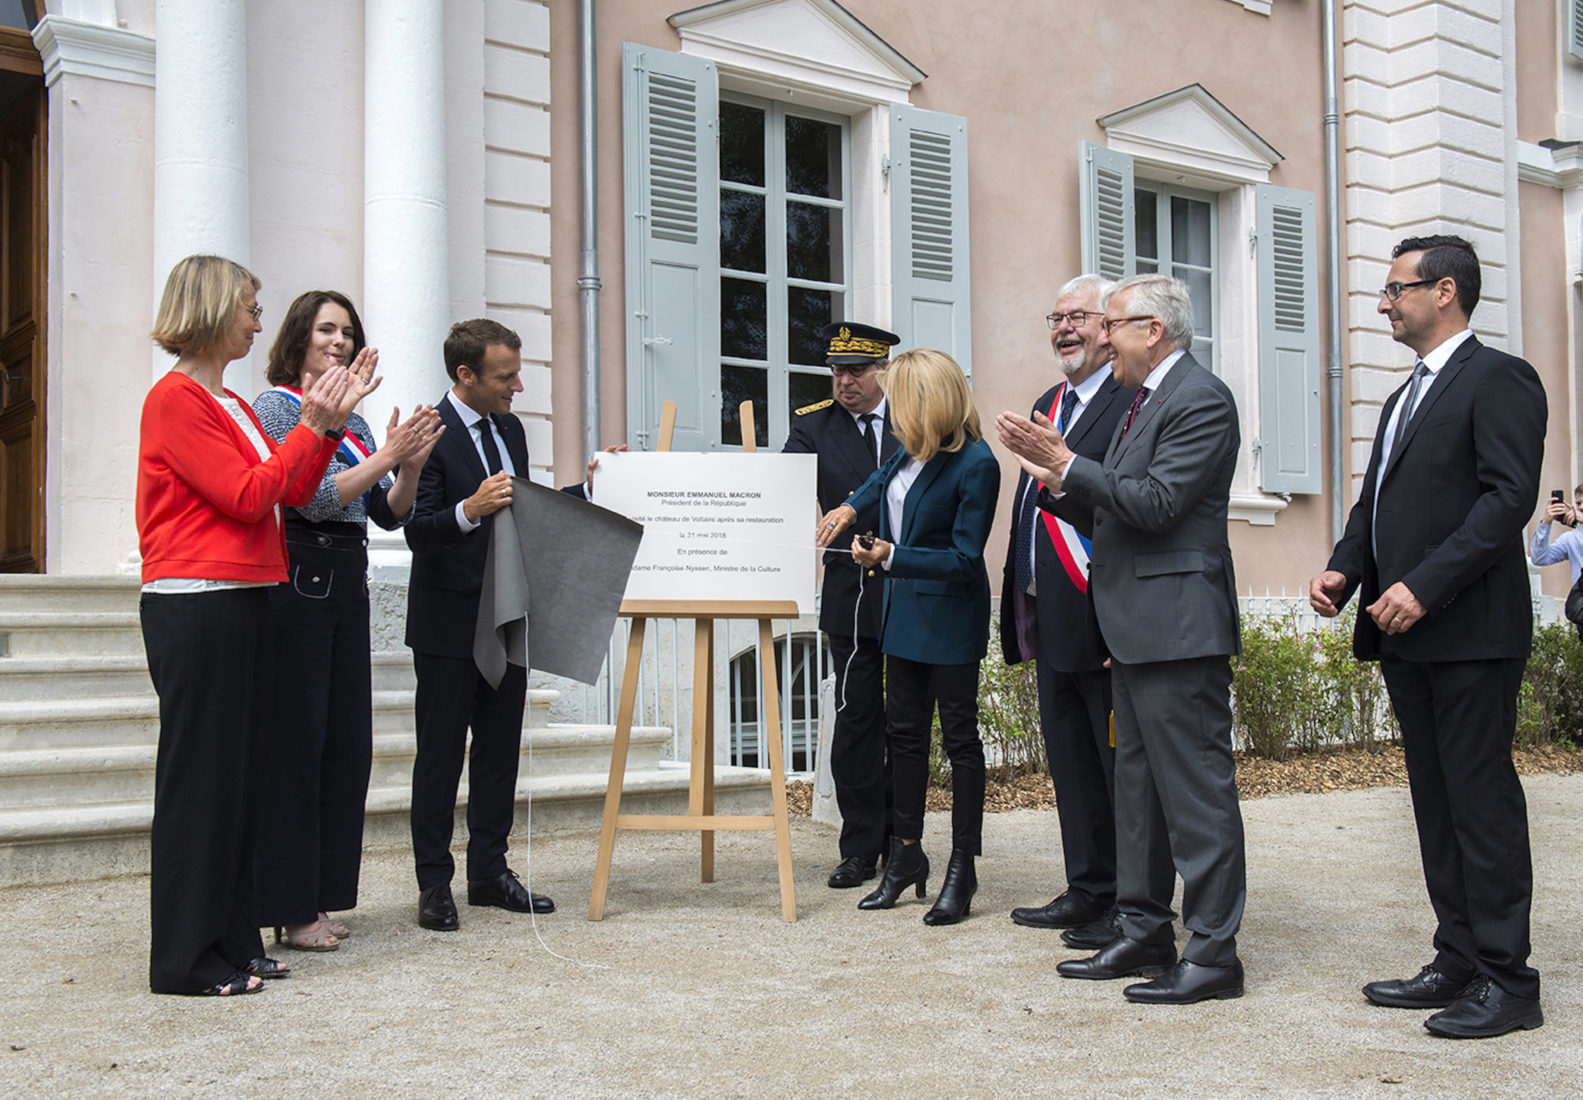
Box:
[270,385,373,469]
[1036,381,1092,594]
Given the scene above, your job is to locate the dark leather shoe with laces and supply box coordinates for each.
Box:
[1061,907,1121,949]
[418,883,459,931]
[827,856,878,889]
[1424,976,1544,1039]
[467,870,555,913]
[1056,935,1176,981]
[1363,964,1468,1009]
[1010,891,1106,930]
[1124,959,1244,1004]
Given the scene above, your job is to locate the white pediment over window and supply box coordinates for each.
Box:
[1099,84,1282,187]
[669,0,925,104]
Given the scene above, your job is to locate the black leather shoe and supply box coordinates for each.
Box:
[1061,907,1121,949]
[858,838,928,910]
[418,884,459,931]
[827,856,878,889]
[1363,964,1469,1009]
[923,849,976,926]
[1124,959,1244,1004]
[1056,935,1177,981]
[1423,976,1544,1039]
[1010,891,1106,930]
[467,870,555,914]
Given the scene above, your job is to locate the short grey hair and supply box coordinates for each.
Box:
[1054,273,1113,305]
[1101,273,1195,352]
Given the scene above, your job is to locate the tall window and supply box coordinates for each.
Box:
[1135,184,1218,369]
[728,633,825,772]
[718,96,851,448]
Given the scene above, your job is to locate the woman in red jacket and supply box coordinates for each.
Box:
[138,255,371,997]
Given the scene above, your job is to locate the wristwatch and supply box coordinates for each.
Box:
[324,427,345,442]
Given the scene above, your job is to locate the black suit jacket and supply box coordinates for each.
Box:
[1000,374,1132,672]
[405,394,533,659]
[1328,335,1546,663]
[783,400,900,639]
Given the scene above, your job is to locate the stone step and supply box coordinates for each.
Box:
[0,575,140,615]
[0,655,154,701]
[0,612,145,657]
[0,762,774,886]
[363,724,671,790]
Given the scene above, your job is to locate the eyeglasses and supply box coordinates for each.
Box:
[1046,310,1098,330]
[1099,315,1156,336]
[831,362,883,378]
[1378,279,1436,302]
[245,303,263,321]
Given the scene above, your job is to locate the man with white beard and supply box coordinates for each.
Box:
[998,274,1135,946]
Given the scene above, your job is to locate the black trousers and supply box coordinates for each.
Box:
[825,632,889,861]
[1112,656,1244,967]
[410,651,526,889]
[886,656,984,855]
[254,523,375,927]
[141,587,269,993]
[1380,655,1539,999]
[1036,660,1116,907]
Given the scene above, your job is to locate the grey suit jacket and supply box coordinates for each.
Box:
[1049,353,1241,665]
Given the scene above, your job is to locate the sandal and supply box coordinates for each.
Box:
[319,912,350,940]
[273,921,340,952]
[244,956,291,980]
[197,972,265,997]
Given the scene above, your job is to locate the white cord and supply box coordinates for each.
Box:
[837,564,866,715]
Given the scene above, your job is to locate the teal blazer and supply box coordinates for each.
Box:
[846,437,1000,666]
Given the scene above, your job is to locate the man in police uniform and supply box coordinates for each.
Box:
[784,322,900,887]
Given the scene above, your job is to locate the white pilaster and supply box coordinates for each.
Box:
[363,0,449,440]
[151,0,252,385]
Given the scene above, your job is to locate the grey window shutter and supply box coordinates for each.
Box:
[1572,0,1583,62]
[1255,184,1321,495]
[890,106,971,379]
[622,43,720,451]
[1079,142,1134,281]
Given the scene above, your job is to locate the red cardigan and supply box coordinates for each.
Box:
[137,371,340,584]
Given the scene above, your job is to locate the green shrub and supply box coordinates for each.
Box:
[1516,622,1583,750]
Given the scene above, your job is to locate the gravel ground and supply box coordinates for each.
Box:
[2,775,1580,1098]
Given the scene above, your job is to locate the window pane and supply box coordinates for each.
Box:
[786,201,840,283]
[721,363,769,448]
[721,189,766,274]
[788,370,830,416]
[1176,266,1214,338]
[1135,187,1158,261]
[721,278,767,360]
[785,115,841,199]
[1171,196,1212,267]
[787,286,834,367]
[720,101,765,187]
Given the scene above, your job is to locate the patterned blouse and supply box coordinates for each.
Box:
[251,388,413,530]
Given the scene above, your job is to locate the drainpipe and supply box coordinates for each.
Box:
[578,0,602,464]
[1322,0,1345,543]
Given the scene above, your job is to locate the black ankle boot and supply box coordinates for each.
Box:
[858,838,929,910]
[922,849,976,925]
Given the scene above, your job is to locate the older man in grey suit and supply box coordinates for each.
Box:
[998,273,1245,1005]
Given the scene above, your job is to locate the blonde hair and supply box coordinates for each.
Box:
[882,348,981,463]
[150,255,261,356]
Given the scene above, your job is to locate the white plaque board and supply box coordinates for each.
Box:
[594,452,817,613]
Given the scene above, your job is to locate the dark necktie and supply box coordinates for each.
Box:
[477,416,504,475]
[1119,386,1151,441]
[1059,384,1080,434]
[1392,360,1429,451]
[859,413,879,469]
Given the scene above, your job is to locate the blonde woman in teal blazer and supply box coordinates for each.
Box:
[817,348,999,925]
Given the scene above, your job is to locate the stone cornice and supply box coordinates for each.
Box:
[1517,140,1583,189]
[32,15,154,89]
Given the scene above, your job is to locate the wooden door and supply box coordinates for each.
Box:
[0,34,44,573]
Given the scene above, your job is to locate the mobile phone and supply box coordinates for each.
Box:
[1553,489,1565,504]
[857,533,876,549]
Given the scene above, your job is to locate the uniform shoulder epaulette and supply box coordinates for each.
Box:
[795,399,833,416]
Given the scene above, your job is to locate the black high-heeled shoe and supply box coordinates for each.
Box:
[858,838,929,910]
[923,848,976,925]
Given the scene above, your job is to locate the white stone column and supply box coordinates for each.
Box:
[363,0,449,439]
[151,0,251,386]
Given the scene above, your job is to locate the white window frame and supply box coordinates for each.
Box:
[1134,181,1221,374]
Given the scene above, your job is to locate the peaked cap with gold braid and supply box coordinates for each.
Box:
[821,321,900,367]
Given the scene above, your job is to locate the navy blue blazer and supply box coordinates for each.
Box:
[846,437,1000,666]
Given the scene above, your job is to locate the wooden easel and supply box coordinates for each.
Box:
[588,400,800,922]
